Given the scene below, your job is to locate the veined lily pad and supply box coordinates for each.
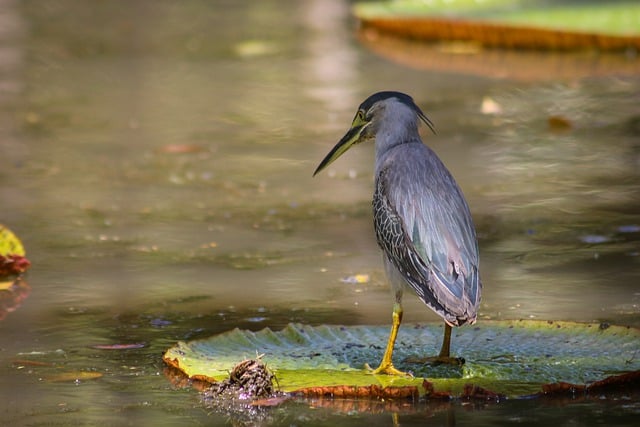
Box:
[163,320,640,397]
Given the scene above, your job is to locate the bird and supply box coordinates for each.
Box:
[313,91,481,375]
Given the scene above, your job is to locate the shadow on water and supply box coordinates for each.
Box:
[1,0,639,425]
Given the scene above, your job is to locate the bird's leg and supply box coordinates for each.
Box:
[438,323,452,358]
[432,323,465,365]
[366,302,412,376]
[404,323,465,366]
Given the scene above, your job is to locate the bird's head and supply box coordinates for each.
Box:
[313,91,434,176]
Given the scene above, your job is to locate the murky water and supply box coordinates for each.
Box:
[1,0,639,425]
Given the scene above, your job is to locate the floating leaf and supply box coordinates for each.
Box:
[46,371,103,382]
[354,1,640,50]
[12,359,53,367]
[163,320,640,397]
[0,225,30,276]
[548,115,573,132]
[0,225,26,257]
[91,343,146,350]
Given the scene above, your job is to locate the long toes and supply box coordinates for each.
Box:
[365,362,413,377]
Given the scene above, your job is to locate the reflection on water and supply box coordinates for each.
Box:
[1,0,639,425]
[359,29,640,82]
[0,277,30,320]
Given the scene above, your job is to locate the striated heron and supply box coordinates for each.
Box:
[313,91,482,375]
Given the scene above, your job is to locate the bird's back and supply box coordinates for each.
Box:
[373,140,481,326]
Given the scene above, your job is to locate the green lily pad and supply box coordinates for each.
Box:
[354,0,640,50]
[163,320,640,397]
[355,0,640,35]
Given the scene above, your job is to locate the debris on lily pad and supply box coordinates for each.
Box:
[204,358,275,401]
[199,358,289,422]
[0,225,30,277]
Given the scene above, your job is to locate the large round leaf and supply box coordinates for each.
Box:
[354,1,640,51]
[163,320,640,396]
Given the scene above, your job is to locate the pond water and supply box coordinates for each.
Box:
[1,0,639,425]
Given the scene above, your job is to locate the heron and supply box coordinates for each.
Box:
[313,91,481,375]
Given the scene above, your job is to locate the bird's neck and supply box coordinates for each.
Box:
[374,128,421,155]
[374,132,422,174]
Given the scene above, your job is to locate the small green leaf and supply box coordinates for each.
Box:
[0,225,30,277]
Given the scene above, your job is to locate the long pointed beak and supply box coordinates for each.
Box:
[313,123,367,176]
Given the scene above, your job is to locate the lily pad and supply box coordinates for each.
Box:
[163,320,640,397]
[354,0,640,50]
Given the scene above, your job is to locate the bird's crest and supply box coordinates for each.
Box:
[359,91,435,135]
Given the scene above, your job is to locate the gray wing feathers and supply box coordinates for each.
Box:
[373,143,481,326]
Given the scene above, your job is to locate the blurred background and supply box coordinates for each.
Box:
[0,0,639,425]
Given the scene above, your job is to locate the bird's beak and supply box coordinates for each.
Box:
[313,118,369,177]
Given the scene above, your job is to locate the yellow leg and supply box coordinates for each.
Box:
[366,302,411,376]
[439,323,452,358]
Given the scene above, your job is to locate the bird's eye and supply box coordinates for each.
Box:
[356,110,365,122]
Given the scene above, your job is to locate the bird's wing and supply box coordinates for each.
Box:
[373,144,481,325]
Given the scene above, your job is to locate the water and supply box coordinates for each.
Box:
[1,0,639,425]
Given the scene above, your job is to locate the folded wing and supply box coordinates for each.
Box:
[373,143,481,326]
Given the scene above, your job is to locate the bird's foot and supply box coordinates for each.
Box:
[403,355,465,367]
[364,362,413,377]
